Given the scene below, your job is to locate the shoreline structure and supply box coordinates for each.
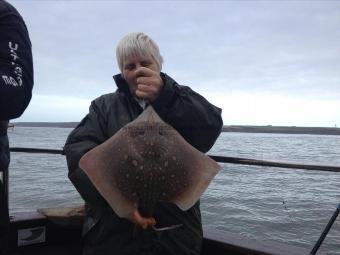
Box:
[11,122,340,135]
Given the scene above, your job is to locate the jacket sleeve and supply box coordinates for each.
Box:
[0,1,33,120]
[152,73,223,153]
[64,100,108,207]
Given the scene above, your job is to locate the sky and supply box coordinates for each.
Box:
[9,0,340,127]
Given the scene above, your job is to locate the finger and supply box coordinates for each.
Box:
[136,84,154,97]
[134,67,155,78]
[144,220,156,229]
[135,90,150,101]
[131,211,156,229]
[137,84,154,92]
[143,217,156,228]
[136,76,156,85]
[136,85,158,101]
[132,211,143,224]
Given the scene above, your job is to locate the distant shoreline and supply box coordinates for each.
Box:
[222,125,340,136]
[11,122,340,136]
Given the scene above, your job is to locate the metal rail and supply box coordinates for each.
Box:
[209,155,340,172]
[310,204,340,255]
[10,147,65,155]
[9,147,340,173]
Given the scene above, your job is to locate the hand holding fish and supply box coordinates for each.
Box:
[135,67,163,102]
[130,210,156,229]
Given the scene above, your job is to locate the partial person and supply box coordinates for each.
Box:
[65,32,222,255]
[0,1,34,254]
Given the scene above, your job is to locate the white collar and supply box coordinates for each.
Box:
[135,97,147,110]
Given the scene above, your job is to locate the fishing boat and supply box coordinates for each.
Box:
[3,147,340,255]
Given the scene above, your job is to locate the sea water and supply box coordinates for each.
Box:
[7,127,340,254]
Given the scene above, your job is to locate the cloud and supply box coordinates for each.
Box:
[9,0,340,126]
[17,95,91,122]
[204,91,340,127]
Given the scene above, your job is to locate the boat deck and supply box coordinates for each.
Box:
[9,243,81,255]
[6,208,311,255]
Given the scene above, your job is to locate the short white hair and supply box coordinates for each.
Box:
[116,32,163,73]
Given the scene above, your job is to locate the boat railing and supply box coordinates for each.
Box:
[2,146,340,254]
[8,147,340,172]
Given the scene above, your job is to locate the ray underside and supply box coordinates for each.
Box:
[79,106,220,218]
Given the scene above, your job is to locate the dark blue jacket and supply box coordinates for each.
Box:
[0,0,33,121]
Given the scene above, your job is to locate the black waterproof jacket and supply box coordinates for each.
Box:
[0,0,33,121]
[64,73,223,255]
[0,121,9,255]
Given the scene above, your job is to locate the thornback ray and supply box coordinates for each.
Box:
[79,105,220,219]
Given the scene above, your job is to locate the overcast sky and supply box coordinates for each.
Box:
[9,0,340,127]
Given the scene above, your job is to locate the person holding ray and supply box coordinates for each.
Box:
[65,32,223,255]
